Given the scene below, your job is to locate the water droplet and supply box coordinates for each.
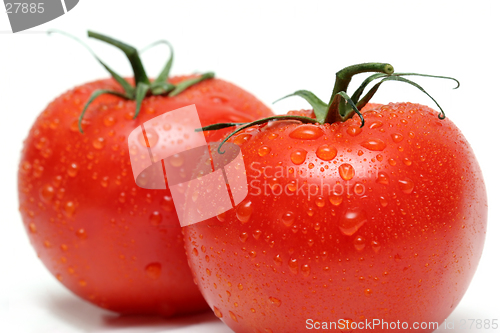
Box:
[329,194,343,206]
[268,178,280,191]
[354,183,364,195]
[288,258,299,274]
[101,176,109,188]
[369,121,383,129]
[315,197,326,208]
[346,125,362,137]
[253,229,262,240]
[239,232,249,243]
[376,154,383,162]
[35,137,48,150]
[93,137,105,149]
[213,306,223,318]
[238,283,243,290]
[229,311,238,322]
[103,116,115,127]
[168,154,184,167]
[39,184,55,202]
[162,123,171,131]
[236,200,253,223]
[290,149,307,165]
[364,288,373,296]
[301,264,311,277]
[54,176,64,188]
[354,236,365,251]
[340,318,355,333]
[76,228,87,240]
[67,163,78,177]
[274,254,283,266]
[339,163,355,181]
[206,268,212,276]
[64,201,76,217]
[289,125,323,140]
[116,192,126,203]
[192,248,199,256]
[388,158,397,166]
[316,144,337,161]
[360,138,386,151]
[160,196,174,212]
[281,211,295,227]
[339,208,367,236]
[379,196,388,207]
[138,128,159,148]
[376,172,389,185]
[191,190,199,203]
[21,161,31,174]
[269,296,282,307]
[267,132,278,140]
[149,211,162,226]
[144,263,162,279]
[371,240,381,253]
[234,133,252,146]
[258,146,271,156]
[287,180,297,192]
[216,212,225,222]
[391,133,404,143]
[398,178,415,194]
[403,158,412,166]
[306,207,314,217]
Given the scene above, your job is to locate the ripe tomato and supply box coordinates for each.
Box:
[17,32,272,315]
[183,64,487,332]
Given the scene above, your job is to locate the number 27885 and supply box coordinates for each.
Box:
[5,3,44,14]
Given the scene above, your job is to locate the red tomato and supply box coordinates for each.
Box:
[18,32,273,315]
[183,64,487,332]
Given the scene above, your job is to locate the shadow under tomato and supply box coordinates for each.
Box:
[45,294,231,333]
[46,294,493,332]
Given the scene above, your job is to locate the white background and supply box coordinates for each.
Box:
[0,1,498,332]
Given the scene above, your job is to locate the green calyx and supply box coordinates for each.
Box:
[48,30,215,133]
[199,62,459,154]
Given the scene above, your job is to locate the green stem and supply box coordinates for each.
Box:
[329,63,394,102]
[88,31,150,86]
[50,30,216,133]
[325,63,394,123]
[203,62,458,153]
[199,115,318,154]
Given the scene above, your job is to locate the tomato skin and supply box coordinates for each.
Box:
[17,76,272,315]
[183,103,487,332]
